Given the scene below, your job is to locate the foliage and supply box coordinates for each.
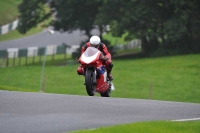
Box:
[50,0,102,37]
[17,0,51,34]
[98,0,200,54]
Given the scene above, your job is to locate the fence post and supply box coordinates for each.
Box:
[6,52,9,67]
[25,56,28,65]
[64,45,67,60]
[52,47,54,61]
[19,52,21,66]
[32,49,35,64]
[13,52,16,66]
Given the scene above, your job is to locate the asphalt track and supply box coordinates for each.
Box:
[0,90,200,133]
[0,28,100,49]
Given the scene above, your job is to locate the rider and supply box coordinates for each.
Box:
[77,35,113,80]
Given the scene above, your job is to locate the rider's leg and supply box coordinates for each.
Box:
[105,61,113,80]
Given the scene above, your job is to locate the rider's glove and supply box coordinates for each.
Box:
[100,53,108,61]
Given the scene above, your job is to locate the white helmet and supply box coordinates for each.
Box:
[90,36,101,45]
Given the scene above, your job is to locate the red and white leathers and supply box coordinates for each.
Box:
[77,42,113,80]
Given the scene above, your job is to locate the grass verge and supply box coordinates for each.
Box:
[0,54,200,103]
[69,121,200,133]
[0,85,35,92]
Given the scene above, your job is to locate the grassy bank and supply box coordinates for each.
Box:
[0,54,199,103]
[0,0,22,25]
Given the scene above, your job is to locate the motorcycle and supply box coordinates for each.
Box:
[78,47,112,97]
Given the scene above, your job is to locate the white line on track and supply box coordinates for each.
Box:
[171,118,200,122]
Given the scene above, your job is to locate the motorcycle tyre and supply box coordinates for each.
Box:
[85,70,96,96]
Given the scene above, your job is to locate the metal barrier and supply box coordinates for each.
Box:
[0,44,76,67]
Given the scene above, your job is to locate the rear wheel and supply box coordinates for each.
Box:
[85,70,96,96]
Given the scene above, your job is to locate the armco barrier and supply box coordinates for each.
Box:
[0,50,7,58]
[0,44,79,67]
[0,45,69,58]
[0,20,19,35]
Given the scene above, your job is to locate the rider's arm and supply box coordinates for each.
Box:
[102,44,111,59]
[81,47,85,54]
[81,44,87,54]
[81,42,90,54]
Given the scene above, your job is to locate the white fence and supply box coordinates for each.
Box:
[0,20,19,35]
[0,44,79,58]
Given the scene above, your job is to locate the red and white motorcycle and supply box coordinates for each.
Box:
[78,47,112,97]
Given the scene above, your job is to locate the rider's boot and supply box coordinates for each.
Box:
[106,62,114,81]
[107,68,113,80]
[108,72,113,81]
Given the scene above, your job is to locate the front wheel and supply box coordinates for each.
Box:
[85,70,96,96]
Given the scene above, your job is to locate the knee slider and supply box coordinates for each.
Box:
[77,67,84,75]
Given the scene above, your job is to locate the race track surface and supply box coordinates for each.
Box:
[0,28,100,49]
[0,90,200,133]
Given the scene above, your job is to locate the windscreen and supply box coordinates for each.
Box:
[84,47,100,57]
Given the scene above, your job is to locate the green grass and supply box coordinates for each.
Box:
[0,85,34,92]
[0,54,200,103]
[0,0,22,25]
[69,121,200,133]
[112,54,200,103]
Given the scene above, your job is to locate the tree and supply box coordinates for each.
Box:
[98,0,200,54]
[18,0,200,55]
[50,0,115,60]
[17,0,49,34]
[51,0,102,37]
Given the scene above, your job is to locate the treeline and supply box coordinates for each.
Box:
[18,0,200,56]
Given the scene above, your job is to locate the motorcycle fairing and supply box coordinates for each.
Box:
[97,66,106,75]
[97,66,107,82]
[96,66,108,92]
[80,47,101,64]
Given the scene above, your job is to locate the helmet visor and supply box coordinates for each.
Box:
[91,44,99,48]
